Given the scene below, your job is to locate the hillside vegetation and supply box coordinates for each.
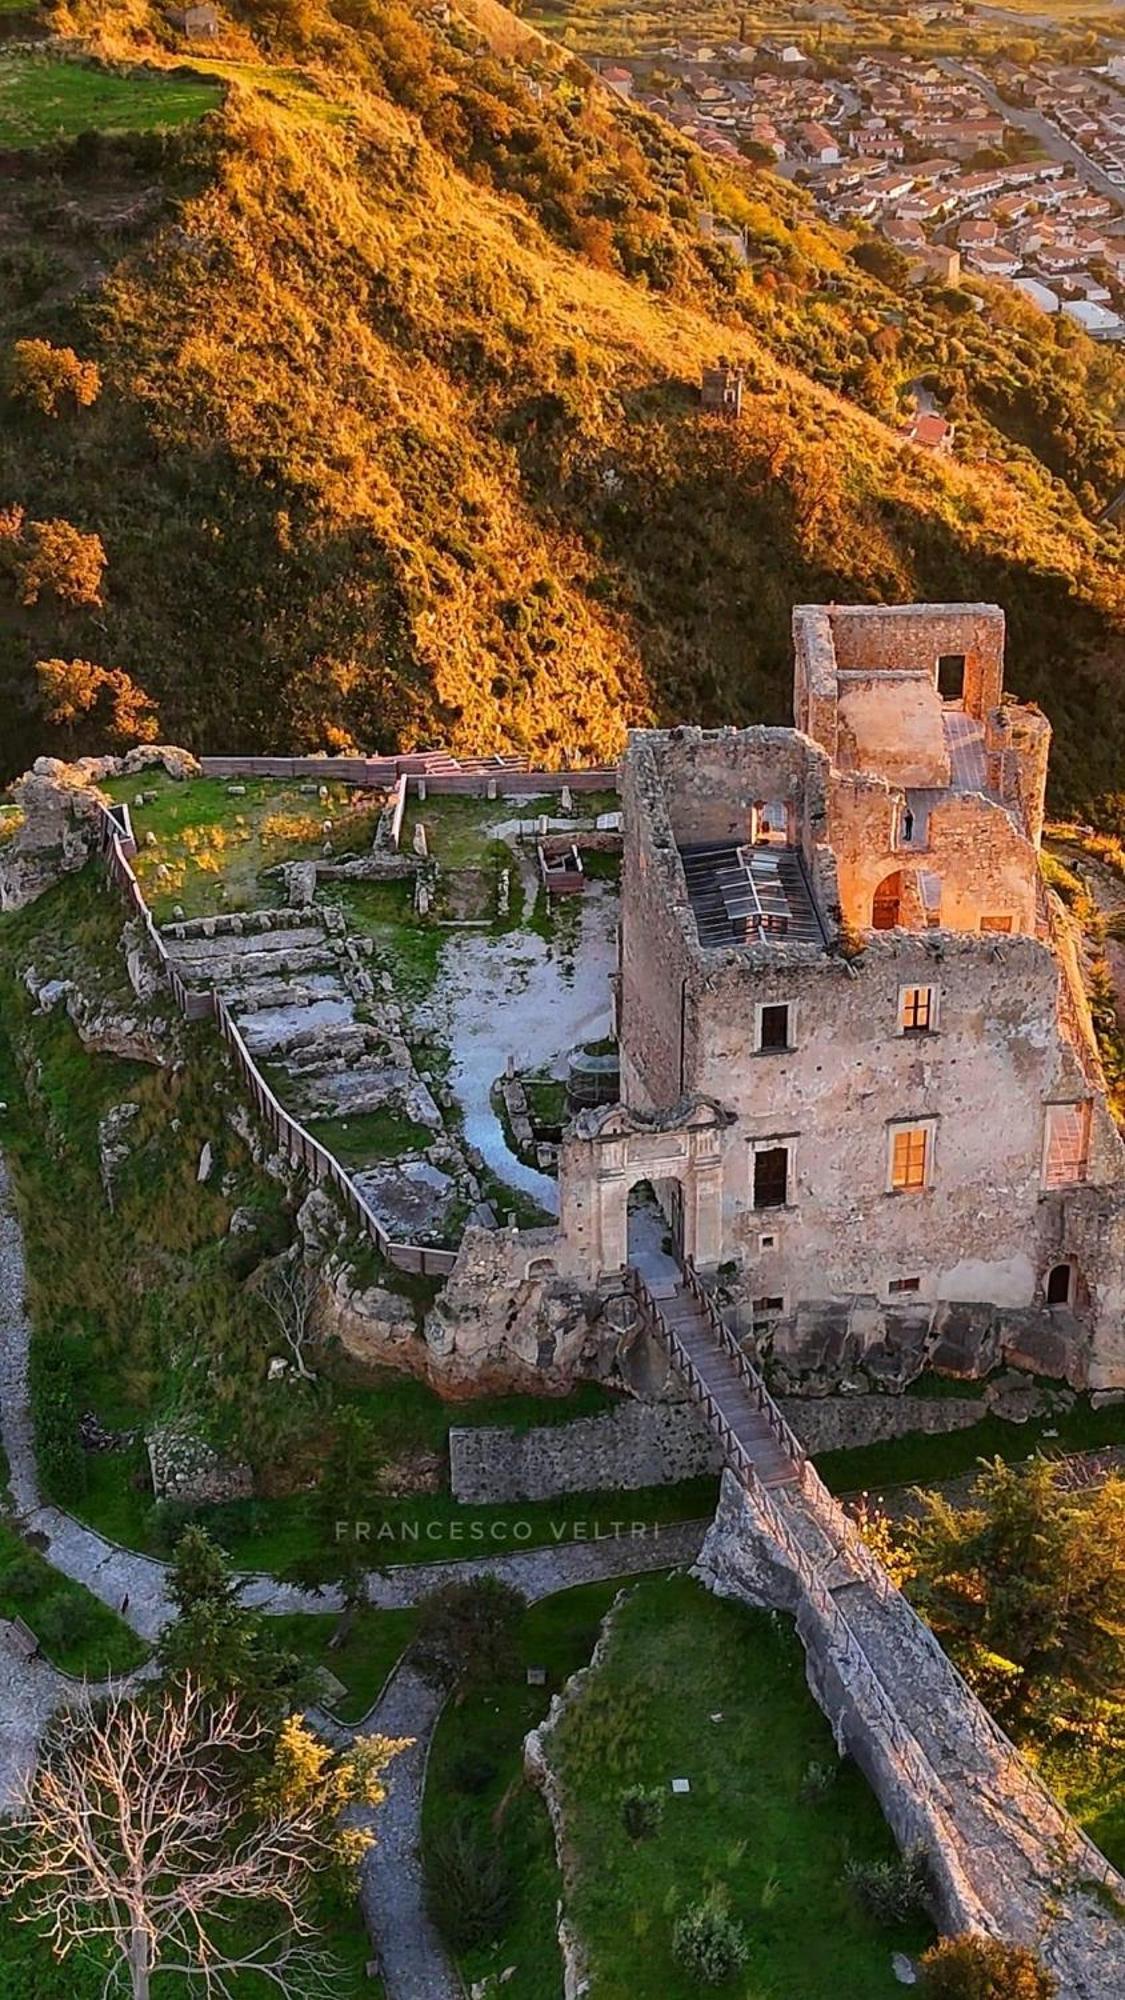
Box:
[0,0,1123,808]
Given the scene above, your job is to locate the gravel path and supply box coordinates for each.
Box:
[356,1664,459,2000]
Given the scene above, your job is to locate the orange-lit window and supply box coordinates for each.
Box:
[1043,1102,1091,1190]
[900,985,936,1034]
[889,1124,932,1192]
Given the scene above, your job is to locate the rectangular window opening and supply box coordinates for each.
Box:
[889,1124,931,1193]
[758,1002,791,1052]
[1044,1102,1091,1190]
[936,652,966,702]
[888,1276,921,1296]
[980,915,1013,934]
[900,985,935,1034]
[753,1145,790,1209]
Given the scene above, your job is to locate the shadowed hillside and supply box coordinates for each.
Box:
[0,0,1122,807]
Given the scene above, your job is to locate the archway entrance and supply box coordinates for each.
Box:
[1046,1261,1074,1307]
[627,1178,684,1287]
[872,870,903,930]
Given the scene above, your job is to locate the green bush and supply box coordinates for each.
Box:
[448,1749,497,1796]
[844,1848,931,1926]
[620,1783,665,1842]
[671,1888,749,1986]
[799,1758,838,1802]
[919,1933,1057,1998]
[29,1332,86,1504]
[425,1816,514,1949]
[0,1551,48,1603]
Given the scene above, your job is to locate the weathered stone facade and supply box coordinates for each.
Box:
[543,603,1125,1390]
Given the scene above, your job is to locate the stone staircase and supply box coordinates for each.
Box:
[163,909,482,1244]
[632,1260,1125,1997]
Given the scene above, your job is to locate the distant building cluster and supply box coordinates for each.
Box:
[600,39,1125,340]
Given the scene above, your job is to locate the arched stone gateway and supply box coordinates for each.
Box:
[556,1097,731,1278]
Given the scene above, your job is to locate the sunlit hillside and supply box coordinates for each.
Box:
[0,0,1122,807]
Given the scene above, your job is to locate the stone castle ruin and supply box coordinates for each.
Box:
[532,601,1125,1392]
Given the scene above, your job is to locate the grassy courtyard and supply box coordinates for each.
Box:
[100,770,386,921]
[0,56,222,149]
[549,1574,932,2000]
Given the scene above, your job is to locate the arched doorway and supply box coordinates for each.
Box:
[627,1178,684,1285]
[1046,1261,1074,1307]
[872,870,903,930]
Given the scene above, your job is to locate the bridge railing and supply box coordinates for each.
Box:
[681,1257,808,1465]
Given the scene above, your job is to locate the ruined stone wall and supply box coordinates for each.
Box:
[823,603,1006,720]
[448,1390,986,1502]
[637,725,829,851]
[618,739,697,1111]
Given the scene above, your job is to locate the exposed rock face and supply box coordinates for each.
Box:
[23,962,170,1065]
[147,1425,253,1504]
[0,765,103,911]
[97,1100,142,1209]
[0,745,198,912]
[422,1226,606,1393]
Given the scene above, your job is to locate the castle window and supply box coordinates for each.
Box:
[888,1276,921,1296]
[899,984,937,1034]
[1043,1102,1090,1189]
[980,914,1012,934]
[756,1002,792,1052]
[1046,1262,1073,1307]
[752,1295,785,1336]
[752,1144,791,1209]
[937,652,965,702]
[888,1121,934,1193]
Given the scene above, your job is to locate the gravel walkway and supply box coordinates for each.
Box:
[356,1664,458,2000]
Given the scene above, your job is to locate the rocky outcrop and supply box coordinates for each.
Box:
[0,745,199,912]
[23,962,170,1066]
[0,763,104,911]
[146,1425,253,1504]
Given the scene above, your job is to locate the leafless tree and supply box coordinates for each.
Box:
[256,1256,320,1381]
[0,1678,407,2000]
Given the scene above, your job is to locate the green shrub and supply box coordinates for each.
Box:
[0,1551,47,1603]
[620,1783,665,1841]
[29,1332,86,1505]
[799,1758,838,1802]
[671,1888,749,1986]
[425,1816,514,1948]
[844,1848,931,1926]
[448,1749,497,1796]
[919,1933,1057,1998]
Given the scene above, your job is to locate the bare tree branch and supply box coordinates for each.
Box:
[0,1679,408,2000]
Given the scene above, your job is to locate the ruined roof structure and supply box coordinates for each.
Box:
[557,601,1125,1394]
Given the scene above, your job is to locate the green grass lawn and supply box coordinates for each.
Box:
[0,56,222,149]
[819,1391,1125,1498]
[0,1523,147,1679]
[271,1607,418,1723]
[550,1574,932,2000]
[100,771,384,921]
[306,1108,437,1166]
[401,793,616,871]
[73,1465,716,1574]
[422,1578,624,1998]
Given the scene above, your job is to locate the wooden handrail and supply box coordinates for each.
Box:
[95,806,459,1278]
